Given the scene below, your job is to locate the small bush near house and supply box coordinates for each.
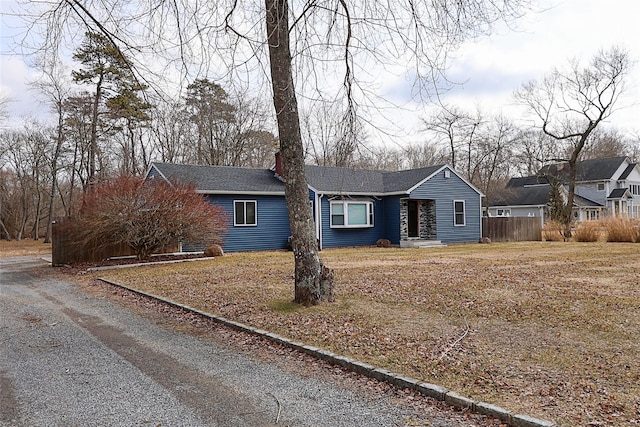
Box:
[204,244,224,257]
[542,220,566,241]
[376,238,391,248]
[603,217,638,242]
[573,220,602,242]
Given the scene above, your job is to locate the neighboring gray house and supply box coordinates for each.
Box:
[146,157,484,252]
[488,156,640,223]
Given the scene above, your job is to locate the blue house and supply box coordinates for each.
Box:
[146,158,483,252]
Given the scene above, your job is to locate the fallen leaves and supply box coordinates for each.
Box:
[92,241,640,425]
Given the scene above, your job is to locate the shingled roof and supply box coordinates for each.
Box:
[618,163,638,180]
[492,185,603,208]
[150,162,453,195]
[304,164,445,194]
[150,163,285,194]
[491,185,552,207]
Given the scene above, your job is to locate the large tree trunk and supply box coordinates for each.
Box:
[265,0,334,305]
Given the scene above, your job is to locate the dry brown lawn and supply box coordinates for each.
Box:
[6,239,639,425]
[0,239,52,257]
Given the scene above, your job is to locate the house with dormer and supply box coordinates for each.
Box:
[487,156,640,223]
[146,155,483,252]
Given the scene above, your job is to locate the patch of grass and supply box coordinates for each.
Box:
[0,239,52,257]
[268,300,303,313]
[94,243,640,425]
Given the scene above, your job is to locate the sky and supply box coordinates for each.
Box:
[1,0,639,145]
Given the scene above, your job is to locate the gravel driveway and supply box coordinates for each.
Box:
[1,256,496,427]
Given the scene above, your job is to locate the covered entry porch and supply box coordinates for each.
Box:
[399,198,442,248]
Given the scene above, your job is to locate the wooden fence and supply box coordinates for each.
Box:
[482,217,542,242]
[51,217,176,266]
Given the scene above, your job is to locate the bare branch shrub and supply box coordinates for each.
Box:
[75,175,227,260]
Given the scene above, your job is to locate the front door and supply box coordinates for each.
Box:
[408,200,419,238]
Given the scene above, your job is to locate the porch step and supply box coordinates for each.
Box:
[400,239,447,249]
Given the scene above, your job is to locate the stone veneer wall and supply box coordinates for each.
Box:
[400,199,436,240]
[420,200,437,240]
[400,199,409,240]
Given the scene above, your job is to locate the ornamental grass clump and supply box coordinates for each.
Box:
[542,220,566,241]
[573,220,602,242]
[604,217,637,242]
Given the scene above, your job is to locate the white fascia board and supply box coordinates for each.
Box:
[196,190,286,196]
[488,204,545,209]
[145,164,172,186]
[315,191,387,197]
[406,165,484,196]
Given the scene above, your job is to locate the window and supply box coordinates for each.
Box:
[453,200,465,226]
[497,208,511,217]
[234,200,257,226]
[330,201,374,228]
[597,183,605,191]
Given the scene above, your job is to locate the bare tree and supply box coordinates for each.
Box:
[515,47,631,234]
[512,129,561,176]
[579,128,629,160]
[32,57,72,242]
[471,115,519,207]
[150,100,194,164]
[26,0,531,304]
[303,102,368,168]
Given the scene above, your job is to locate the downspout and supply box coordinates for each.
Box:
[316,194,323,250]
[479,195,483,240]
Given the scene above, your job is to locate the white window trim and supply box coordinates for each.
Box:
[234,200,257,227]
[453,200,466,227]
[330,200,374,228]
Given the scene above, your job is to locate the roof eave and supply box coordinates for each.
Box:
[196,190,286,196]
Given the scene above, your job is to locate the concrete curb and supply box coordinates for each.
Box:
[97,277,556,427]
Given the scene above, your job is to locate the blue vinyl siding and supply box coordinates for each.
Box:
[183,194,291,252]
[383,196,401,244]
[409,168,481,243]
[319,196,385,248]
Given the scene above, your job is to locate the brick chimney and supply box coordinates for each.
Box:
[275,151,283,177]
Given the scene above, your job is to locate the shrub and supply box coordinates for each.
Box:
[573,220,602,242]
[376,238,391,248]
[603,217,636,242]
[542,220,566,241]
[204,244,224,257]
[75,175,228,260]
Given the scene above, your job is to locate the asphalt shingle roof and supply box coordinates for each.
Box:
[491,185,552,206]
[608,188,630,199]
[304,165,385,193]
[151,163,285,193]
[152,162,450,195]
[536,156,628,183]
[506,176,549,187]
[618,163,637,180]
[382,165,444,193]
[492,185,604,207]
